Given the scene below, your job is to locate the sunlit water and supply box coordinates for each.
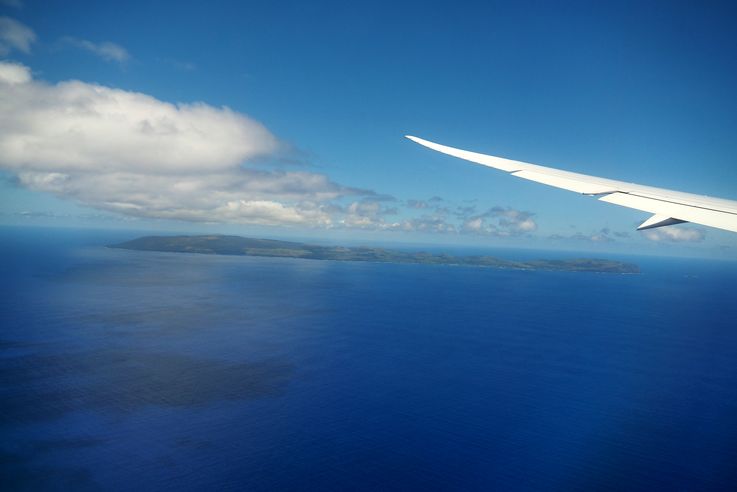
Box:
[1,227,736,491]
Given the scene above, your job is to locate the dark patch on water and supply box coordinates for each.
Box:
[174,436,216,451]
[30,438,108,454]
[0,451,99,492]
[0,350,294,425]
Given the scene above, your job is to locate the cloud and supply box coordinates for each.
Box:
[406,199,429,209]
[461,206,537,236]
[0,69,278,174]
[402,196,447,211]
[0,61,371,226]
[337,198,399,229]
[453,204,477,219]
[326,198,465,234]
[0,16,35,55]
[399,215,457,233]
[550,227,628,243]
[0,63,550,237]
[363,203,537,237]
[573,231,614,243]
[549,225,707,245]
[165,58,196,71]
[641,226,706,242]
[490,206,537,232]
[3,210,130,221]
[0,59,30,83]
[61,37,130,63]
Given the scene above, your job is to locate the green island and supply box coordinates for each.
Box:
[110,235,639,274]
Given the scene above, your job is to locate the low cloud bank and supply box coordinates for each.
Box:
[0,61,541,236]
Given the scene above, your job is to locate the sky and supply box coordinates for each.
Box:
[1,0,736,258]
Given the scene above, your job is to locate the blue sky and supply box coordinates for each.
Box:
[1,0,736,257]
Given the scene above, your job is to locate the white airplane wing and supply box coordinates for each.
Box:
[406,135,737,233]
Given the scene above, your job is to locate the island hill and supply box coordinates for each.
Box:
[110,235,639,274]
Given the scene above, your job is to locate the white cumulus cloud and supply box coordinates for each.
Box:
[0,76,278,174]
[641,226,706,242]
[0,59,30,83]
[0,16,35,55]
[0,61,367,226]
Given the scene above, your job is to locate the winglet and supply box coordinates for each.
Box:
[637,214,687,230]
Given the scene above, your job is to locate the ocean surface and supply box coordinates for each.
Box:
[1,226,736,491]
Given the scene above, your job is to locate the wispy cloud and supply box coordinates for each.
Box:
[550,227,629,243]
[406,199,429,209]
[3,210,131,222]
[164,58,196,71]
[61,36,130,64]
[0,16,35,55]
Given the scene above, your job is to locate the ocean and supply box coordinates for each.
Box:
[1,226,736,491]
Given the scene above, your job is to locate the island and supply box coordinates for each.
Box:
[110,235,639,274]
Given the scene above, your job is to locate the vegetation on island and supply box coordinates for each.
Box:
[110,235,640,274]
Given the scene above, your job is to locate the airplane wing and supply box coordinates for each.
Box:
[406,135,737,233]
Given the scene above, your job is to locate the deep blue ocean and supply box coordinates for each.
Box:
[1,226,736,491]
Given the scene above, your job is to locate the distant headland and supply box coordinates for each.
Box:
[110,235,639,274]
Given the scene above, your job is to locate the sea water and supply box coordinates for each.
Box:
[1,226,736,491]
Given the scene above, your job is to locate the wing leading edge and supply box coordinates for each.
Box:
[406,135,737,233]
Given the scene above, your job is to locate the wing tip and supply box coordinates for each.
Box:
[405,135,437,149]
